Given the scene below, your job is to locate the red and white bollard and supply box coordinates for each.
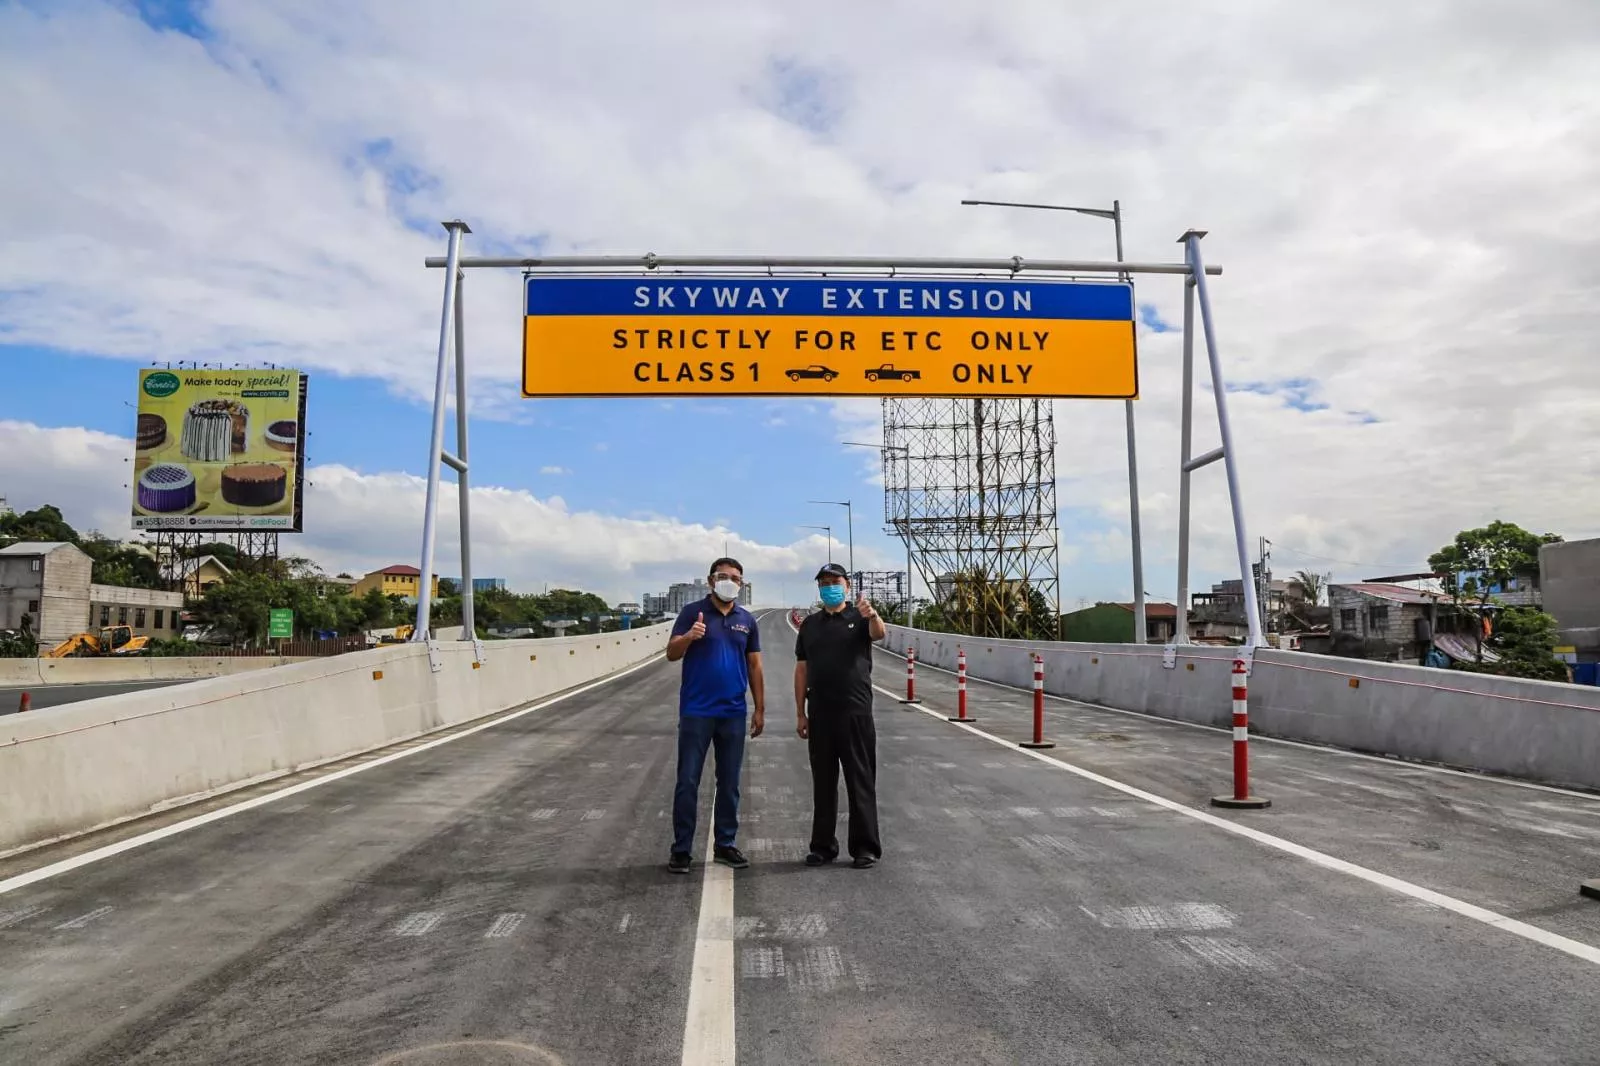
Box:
[17,691,30,714]
[1211,657,1270,809]
[1019,653,1054,749]
[899,646,921,705]
[947,647,978,722]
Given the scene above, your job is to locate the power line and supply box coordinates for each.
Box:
[1270,542,1420,574]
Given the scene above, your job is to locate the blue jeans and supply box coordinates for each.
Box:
[673,714,746,855]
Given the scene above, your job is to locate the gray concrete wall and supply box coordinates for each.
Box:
[0,623,672,854]
[1542,538,1600,648]
[885,626,1600,791]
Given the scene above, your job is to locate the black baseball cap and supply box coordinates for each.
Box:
[814,563,849,580]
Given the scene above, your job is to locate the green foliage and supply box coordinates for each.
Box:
[1428,521,1562,604]
[429,585,614,635]
[0,504,77,546]
[1289,570,1327,606]
[0,614,36,658]
[1453,606,1569,682]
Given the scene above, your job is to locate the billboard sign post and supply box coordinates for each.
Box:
[132,369,309,532]
[268,608,294,640]
[522,276,1135,399]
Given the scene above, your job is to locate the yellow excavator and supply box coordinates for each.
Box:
[44,625,152,658]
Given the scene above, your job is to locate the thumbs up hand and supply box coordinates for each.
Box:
[687,611,707,640]
[856,596,876,620]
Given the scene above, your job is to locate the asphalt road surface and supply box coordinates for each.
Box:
[0,679,189,714]
[2,609,1599,1065]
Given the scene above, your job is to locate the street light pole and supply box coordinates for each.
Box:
[809,500,853,576]
[842,440,915,630]
[961,197,1148,645]
[798,524,833,563]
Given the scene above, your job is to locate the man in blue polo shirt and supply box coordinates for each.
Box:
[665,557,764,874]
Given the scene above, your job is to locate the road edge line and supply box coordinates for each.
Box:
[871,681,1600,969]
[680,819,736,1065]
[0,654,664,897]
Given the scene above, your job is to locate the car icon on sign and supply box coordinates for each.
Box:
[865,364,921,382]
[787,365,839,382]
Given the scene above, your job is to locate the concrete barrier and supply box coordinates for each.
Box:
[885,626,1600,792]
[0,625,671,855]
[0,655,318,687]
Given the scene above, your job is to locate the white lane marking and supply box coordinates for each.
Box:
[53,905,113,930]
[934,762,957,770]
[1012,835,1092,861]
[0,654,668,897]
[394,911,443,937]
[618,913,632,933]
[627,762,646,770]
[330,803,355,814]
[681,817,734,1066]
[1091,806,1132,819]
[1090,903,1236,931]
[530,808,559,820]
[777,914,829,939]
[874,645,1600,803]
[485,912,525,939]
[589,762,611,770]
[873,682,1600,969]
[581,809,607,821]
[789,945,848,993]
[1011,806,1042,818]
[0,903,48,929]
[1051,807,1086,818]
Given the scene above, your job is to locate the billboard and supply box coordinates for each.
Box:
[131,369,309,532]
[522,276,1136,399]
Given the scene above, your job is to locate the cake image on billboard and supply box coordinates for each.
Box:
[136,413,167,451]
[180,399,250,462]
[137,463,197,513]
[265,419,297,453]
[220,462,288,508]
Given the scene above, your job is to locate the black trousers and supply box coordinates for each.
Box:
[807,710,881,861]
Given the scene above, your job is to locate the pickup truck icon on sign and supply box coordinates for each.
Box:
[865,364,921,382]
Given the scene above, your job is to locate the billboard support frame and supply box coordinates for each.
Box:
[414,224,1260,650]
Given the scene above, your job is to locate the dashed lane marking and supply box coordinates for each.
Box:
[484,913,525,939]
[1087,903,1236,931]
[394,911,444,937]
[0,904,48,929]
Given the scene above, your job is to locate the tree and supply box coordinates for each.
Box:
[1457,606,1568,682]
[1429,521,1562,661]
[0,504,77,546]
[1288,569,1327,606]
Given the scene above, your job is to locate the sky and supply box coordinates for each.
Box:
[2,0,1598,608]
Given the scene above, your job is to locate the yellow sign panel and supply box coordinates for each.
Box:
[131,368,309,532]
[522,277,1136,399]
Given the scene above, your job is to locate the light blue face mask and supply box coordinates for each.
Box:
[818,584,847,608]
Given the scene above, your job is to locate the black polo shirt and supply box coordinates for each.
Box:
[795,605,875,714]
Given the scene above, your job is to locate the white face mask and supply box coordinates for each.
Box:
[714,579,740,602]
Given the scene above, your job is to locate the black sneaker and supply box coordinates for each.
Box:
[668,852,692,874]
[713,845,750,869]
[851,855,878,869]
[804,852,835,867]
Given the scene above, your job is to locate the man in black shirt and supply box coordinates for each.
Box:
[793,562,888,869]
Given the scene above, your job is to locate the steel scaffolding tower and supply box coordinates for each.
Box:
[882,397,1060,639]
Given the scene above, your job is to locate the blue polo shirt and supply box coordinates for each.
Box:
[672,597,761,718]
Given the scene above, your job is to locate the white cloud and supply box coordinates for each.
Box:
[538,465,570,476]
[2,2,1599,602]
[0,420,860,603]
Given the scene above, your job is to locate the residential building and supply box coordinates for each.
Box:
[1327,582,1450,663]
[1060,602,1179,644]
[1191,578,1303,631]
[161,554,232,600]
[0,542,92,650]
[353,564,439,604]
[1541,538,1600,667]
[642,593,669,617]
[0,541,182,651]
[88,583,185,642]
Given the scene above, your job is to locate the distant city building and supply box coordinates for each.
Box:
[739,581,753,607]
[615,601,641,616]
[667,580,711,614]
[442,577,508,594]
[642,593,669,617]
